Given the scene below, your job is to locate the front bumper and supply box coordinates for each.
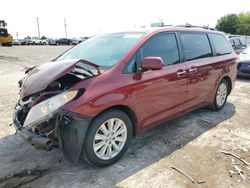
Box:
[13,105,92,162]
[18,127,54,150]
[13,105,55,150]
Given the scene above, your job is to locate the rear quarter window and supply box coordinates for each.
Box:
[210,33,232,55]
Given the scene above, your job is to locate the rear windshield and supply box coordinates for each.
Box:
[57,32,144,69]
[0,28,8,36]
[210,33,232,55]
[239,38,246,45]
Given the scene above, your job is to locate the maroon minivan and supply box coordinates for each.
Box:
[13,26,238,166]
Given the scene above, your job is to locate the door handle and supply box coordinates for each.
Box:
[176,70,187,77]
[189,67,197,73]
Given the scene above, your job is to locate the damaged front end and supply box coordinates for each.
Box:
[13,59,97,163]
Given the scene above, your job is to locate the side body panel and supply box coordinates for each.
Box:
[63,65,188,133]
[62,28,238,134]
[183,55,237,111]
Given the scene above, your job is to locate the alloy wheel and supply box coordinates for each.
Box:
[93,118,127,160]
[216,82,227,107]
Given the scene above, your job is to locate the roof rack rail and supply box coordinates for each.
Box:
[175,23,217,30]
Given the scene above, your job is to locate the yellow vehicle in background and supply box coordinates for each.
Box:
[0,20,12,47]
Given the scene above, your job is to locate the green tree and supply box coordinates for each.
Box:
[216,12,250,35]
[215,14,239,34]
[25,36,31,39]
[237,13,250,35]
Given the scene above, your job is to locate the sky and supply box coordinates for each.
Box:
[1,0,250,39]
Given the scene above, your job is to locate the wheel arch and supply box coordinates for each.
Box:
[222,76,232,95]
[91,105,138,137]
[210,75,233,108]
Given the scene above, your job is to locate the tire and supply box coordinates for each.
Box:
[82,110,132,167]
[211,79,229,111]
[2,43,12,47]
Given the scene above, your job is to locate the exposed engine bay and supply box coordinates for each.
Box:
[13,59,99,163]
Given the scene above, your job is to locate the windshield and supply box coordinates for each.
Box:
[57,32,144,69]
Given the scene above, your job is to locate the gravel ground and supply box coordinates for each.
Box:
[0,46,249,188]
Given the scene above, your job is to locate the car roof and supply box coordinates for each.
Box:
[111,26,224,36]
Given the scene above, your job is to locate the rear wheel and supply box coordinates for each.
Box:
[211,79,229,111]
[82,110,132,167]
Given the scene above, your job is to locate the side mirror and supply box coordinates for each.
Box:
[141,57,164,71]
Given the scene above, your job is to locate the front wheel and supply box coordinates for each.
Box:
[211,79,229,111]
[82,110,132,167]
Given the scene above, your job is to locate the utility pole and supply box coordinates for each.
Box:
[64,18,67,38]
[16,32,18,39]
[36,17,40,38]
[159,18,163,27]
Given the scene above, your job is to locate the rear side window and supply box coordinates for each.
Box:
[180,33,212,61]
[141,33,180,66]
[210,34,232,55]
[234,38,240,46]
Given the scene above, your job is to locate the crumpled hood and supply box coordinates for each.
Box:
[20,59,81,98]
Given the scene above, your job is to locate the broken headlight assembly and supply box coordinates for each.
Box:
[23,90,78,127]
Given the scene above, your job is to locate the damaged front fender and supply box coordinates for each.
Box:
[58,110,92,163]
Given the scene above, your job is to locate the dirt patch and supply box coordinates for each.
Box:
[0,167,50,188]
[0,55,21,62]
